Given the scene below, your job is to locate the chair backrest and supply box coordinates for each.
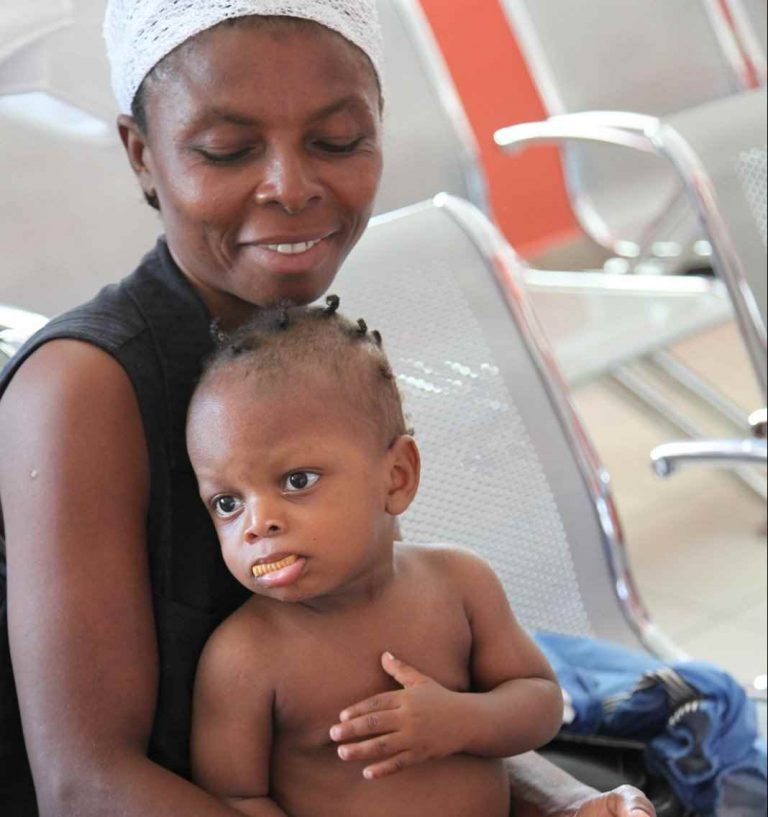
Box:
[502,0,747,116]
[665,88,767,392]
[337,195,682,660]
[0,1,74,102]
[375,0,489,215]
[0,98,161,316]
[499,0,751,257]
[724,0,767,85]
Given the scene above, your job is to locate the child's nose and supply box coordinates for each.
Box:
[245,501,285,541]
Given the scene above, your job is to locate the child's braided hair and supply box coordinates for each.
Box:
[198,296,411,446]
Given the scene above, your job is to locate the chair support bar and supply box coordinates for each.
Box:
[650,438,768,477]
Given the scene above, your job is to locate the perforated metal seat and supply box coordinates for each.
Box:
[338,195,683,660]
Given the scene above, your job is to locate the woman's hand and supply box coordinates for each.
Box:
[507,753,656,817]
[563,786,655,817]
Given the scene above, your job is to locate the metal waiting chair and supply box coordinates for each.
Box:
[374,0,489,215]
[337,195,767,805]
[498,0,753,271]
[496,90,768,486]
[0,305,46,368]
[338,194,698,804]
[724,0,767,86]
[339,194,682,661]
[0,0,73,96]
[0,0,159,317]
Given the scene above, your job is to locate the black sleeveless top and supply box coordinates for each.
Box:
[0,239,249,814]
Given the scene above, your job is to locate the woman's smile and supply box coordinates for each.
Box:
[238,231,339,275]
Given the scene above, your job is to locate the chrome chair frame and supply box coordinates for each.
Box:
[438,196,673,656]
[496,100,768,491]
[499,0,753,266]
[723,0,768,86]
[374,0,490,215]
[0,304,46,363]
[495,105,767,395]
[347,194,686,662]
[651,438,767,477]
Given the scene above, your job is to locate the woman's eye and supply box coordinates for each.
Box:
[315,138,363,155]
[212,495,242,517]
[283,472,320,492]
[199,148,252,164]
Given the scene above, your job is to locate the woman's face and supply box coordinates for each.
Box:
[119,20,383,326]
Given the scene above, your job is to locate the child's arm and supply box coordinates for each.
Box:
[331,548,562,779]
[191,623,290,816]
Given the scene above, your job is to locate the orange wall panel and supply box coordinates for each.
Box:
[419,0,579,255]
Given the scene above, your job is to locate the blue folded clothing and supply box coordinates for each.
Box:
[535,632,767,815]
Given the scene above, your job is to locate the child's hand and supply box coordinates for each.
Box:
[330,652,468,781]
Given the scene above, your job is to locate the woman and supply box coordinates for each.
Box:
[0,3,655,815]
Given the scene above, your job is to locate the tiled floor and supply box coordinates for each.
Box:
[571,321,766,688]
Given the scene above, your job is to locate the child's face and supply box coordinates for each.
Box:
[187,368,419,606]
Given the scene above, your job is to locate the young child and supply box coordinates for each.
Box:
[186,297,563,817]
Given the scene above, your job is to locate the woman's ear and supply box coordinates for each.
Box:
[117,114,158,206]
[385,435,420,516]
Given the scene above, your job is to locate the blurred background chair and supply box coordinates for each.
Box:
[496,82,767,500]
[498,0,755,274]
[724,0,767,86]
[0,305,46,367]
[0,0,160,317]
[375,0,490,215]
[0,0,73,96]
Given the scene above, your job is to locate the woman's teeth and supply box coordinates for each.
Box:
[252,554,299,578]
[262,239,322,255]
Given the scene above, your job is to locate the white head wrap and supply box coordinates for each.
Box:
[104,0,384,115]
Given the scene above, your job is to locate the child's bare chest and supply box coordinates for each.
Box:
[269,585,472,752]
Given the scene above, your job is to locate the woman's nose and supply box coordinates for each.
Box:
[254,145,323,214]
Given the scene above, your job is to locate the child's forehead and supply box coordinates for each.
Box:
[201,362,371,431]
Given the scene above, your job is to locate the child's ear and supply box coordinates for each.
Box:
[385,435,420,516]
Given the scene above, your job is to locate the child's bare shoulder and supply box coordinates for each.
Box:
[398,543,500,591]
[197,597,283,687]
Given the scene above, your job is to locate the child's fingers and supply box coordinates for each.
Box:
[381,651,429,689]
[330,709,401,743]
[336,732,408,764]
[363,750,417,781]
[339,691,400,722]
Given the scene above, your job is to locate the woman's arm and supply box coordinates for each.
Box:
[507,753,655,817]
[0,340,244,817]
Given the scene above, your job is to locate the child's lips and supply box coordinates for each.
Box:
[251,554,307,588]
[251,553,299,578]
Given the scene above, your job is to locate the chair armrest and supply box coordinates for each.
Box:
[749,408,767,438]
[494,114,657,156]
[650,438,767,477]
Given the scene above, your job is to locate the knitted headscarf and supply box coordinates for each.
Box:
[104,0,384,115]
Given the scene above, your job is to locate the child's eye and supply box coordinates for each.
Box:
[283,471,320,493]
[212,495,243,518]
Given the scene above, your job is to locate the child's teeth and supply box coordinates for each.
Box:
[252,554,299,578]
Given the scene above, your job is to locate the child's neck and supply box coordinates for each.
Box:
[299,548,397,615]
